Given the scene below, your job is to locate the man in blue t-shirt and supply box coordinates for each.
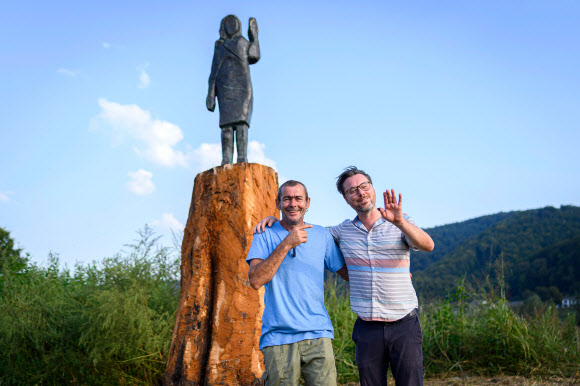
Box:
[246,180,348,385]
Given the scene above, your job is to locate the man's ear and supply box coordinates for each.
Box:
[306,197,311,211]
[275,199,281,211]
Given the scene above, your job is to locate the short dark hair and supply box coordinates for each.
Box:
[277,180,308,202]
[336,166,373,195]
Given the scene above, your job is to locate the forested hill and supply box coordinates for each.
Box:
[412,205,580,300]
[412,211,516,272]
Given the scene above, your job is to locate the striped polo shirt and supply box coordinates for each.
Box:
[329,215,420,321]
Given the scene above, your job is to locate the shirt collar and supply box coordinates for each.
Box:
[352,216,386,230]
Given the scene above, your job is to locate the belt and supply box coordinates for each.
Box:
[358,308,419,325]
[381,308,419,325]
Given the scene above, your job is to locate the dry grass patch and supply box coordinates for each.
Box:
[341,374,580,385]
[423,375,580,385]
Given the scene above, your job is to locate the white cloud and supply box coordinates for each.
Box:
[58,68,79,77]
[126,169,155,195]
[188,140,277,172]
[138,70,150,88]
[0,191,11,203]
[137,63,150,89]
[190,143,222,171]
[90,100,275,171]
[152,213,184,233]
[102,42,110,49]
[248,141,277,169]
[90,98,187,167]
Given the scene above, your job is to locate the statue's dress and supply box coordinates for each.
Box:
[208,36,260,128]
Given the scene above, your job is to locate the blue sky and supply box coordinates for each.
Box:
[1,1,579,267]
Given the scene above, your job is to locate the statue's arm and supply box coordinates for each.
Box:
[247,18,260,64]
[206,46,220,111]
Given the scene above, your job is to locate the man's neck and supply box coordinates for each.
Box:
[280,219,304,232]
[356,208,382,231]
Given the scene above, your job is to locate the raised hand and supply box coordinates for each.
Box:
[253,216,279,234]
[248,17,258,41]
[285,224,313,248]
[379,189,404,224]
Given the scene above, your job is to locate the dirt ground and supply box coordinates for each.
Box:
[342,374,580,385]
[423,375,580,385]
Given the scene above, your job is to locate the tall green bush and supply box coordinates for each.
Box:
[0,254,88,383]
[419,282,579,377]
[0,227,180,384]
[1,227,578,384]
[325,277,579,381]
[325,274,358,384]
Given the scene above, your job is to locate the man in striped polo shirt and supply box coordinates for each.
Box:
[254,167,434,385]
[333,166,434,386]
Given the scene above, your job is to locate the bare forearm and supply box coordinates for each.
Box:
[394,218,434,252]
[248,240,291,289]
[249,223,312,289]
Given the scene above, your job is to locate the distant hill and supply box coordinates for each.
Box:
[516,234,580,297]
[412,205,580,300]
[412,211,515,272]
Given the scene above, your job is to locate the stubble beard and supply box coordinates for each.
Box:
[356,201,375,214]
[353,193,376,214]
[282,208,304,226]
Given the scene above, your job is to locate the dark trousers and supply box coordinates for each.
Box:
[352,311,423,386]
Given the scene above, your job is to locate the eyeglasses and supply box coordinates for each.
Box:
[345,181,372,197]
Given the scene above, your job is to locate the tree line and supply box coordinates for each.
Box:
[412,205,580,302]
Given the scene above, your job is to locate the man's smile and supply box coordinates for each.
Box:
[358,195,370,204]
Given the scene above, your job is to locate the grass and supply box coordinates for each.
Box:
[0,226,180,384]
[1,230,578,384]
[325,275,359,382]
[325,275,580,384]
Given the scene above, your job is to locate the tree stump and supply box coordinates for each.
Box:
[164,163,278,385]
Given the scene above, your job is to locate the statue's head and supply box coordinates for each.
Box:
[220,15,241,39]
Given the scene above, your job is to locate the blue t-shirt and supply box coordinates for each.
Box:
[246,222,345,350]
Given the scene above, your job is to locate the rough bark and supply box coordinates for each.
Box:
[164,163,278,385]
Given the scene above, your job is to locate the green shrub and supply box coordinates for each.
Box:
[420,283,579,377]
[325,274,358,384]
[2,228,577,384]
[325,277,579,381]
[0,226,180,384]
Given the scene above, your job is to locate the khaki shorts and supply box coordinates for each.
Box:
[261,338,337,386]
